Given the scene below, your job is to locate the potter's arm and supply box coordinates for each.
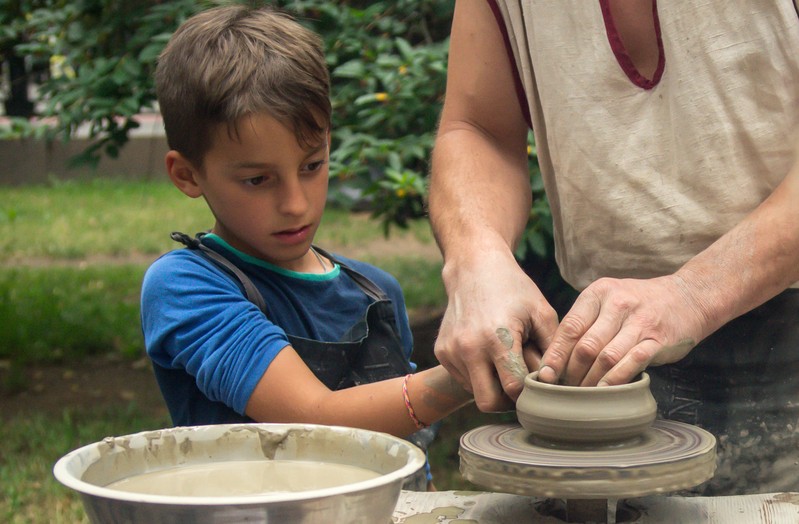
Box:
[428,0,559,411]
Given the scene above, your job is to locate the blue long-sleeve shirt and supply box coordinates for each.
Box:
[141,233,414,425]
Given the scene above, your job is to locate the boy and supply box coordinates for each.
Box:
[141,5,472,490]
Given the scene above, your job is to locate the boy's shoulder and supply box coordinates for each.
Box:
[143,248,237,292]
[146,248,207,275]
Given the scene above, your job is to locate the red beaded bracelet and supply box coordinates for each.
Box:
[402,374,429,430]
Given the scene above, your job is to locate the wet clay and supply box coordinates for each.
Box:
[516,371,657,443]
[495,327,514,349]
[463,372,717,500]
[495,328,528,382]
[56,423,425,523]
[105,459,380,497]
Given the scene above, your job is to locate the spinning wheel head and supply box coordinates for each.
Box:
[459,420,716,499]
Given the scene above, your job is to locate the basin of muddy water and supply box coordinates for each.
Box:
[53,423,426,524]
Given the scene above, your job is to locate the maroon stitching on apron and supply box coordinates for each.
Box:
[486,0,533,129]
[599,0,665,89]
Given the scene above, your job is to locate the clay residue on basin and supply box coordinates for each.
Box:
[82,426,292,486]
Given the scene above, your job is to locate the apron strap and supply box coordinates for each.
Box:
[170,231,268,313]
[170,232,388,311]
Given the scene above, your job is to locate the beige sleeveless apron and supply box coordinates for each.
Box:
[491,0,799,290]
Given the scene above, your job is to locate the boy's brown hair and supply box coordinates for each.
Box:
[155,5,331,167]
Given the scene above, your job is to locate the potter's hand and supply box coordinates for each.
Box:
[434,250,559,411]
[538,275,709,387]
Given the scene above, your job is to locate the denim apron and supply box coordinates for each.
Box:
[648,289,799,495]
[172,233,435,489]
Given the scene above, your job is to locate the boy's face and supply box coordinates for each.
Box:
[177,113,330,271]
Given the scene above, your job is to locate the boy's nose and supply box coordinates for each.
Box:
[278,177,309,215]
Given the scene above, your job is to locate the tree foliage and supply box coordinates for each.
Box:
[0,0,202,160]
[0,0,554,266]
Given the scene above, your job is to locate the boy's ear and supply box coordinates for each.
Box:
[165,150,203,198]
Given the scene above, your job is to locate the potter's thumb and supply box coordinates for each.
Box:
[537,365,559,384]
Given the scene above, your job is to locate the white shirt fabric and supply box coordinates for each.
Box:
[491,0,799,290]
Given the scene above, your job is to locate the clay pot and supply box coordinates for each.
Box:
[516,371,657,444]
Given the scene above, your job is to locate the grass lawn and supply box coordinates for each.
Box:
[0,178,511,522]
[0,178,445,365]
[1,406,172,523]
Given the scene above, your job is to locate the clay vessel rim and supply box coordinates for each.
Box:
[525,371,650,391]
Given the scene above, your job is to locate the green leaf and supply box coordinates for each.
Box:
[354,93,380,106]
[332,59,366,79]
[394,37,414,60]
[138,44,160,63]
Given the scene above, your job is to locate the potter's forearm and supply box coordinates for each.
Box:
[675,162,799,337]
[429,127,531,267]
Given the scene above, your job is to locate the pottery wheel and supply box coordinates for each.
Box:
[460,420,716,499]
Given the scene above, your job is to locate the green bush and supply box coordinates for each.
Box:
[299,0,453,230]
[2,0,454,229]
[1,0,202,161]
[1,1,562,291]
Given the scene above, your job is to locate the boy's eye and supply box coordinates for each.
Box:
[243,176,265,186]
[305,160,327,172]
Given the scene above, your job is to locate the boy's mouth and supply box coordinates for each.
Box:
[273,224,312,243]
[277,224,308,234]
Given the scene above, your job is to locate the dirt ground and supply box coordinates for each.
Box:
[0,309,446,420]
[0,355,168,419]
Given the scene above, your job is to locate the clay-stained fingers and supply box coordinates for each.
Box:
[521,339,543,376]
[490,327,530,404]
[452,327,526,412]
[595,339,661,387]
[540,275,709,387]
[438,327,526,412]
[525,302,558,371]
[593,336,695,387]
[562,309,631,386]
[468,361,515,412]
[439,343,514,412]
[537,292,603,385]
[433,338,473,395]
[433,324,504,408]
[433,260,557,410]
[579,327,652,386]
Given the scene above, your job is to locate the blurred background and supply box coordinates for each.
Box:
[0,1,573,520]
